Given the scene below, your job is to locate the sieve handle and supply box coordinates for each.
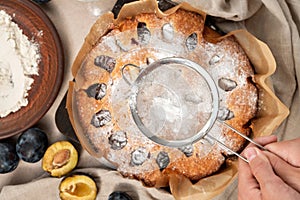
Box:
[217,119,267,151]
[208,119,268,163]
[121,63,141,85]
[206,134,250,163]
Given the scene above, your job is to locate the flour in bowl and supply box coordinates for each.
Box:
[0,10,40,117]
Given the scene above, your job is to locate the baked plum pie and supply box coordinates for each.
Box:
[68,7,258,187]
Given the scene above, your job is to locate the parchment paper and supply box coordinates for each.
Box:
[67,0,289,199]
[1,0,298,199]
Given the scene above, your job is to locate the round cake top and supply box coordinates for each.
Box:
[70,8,258,187]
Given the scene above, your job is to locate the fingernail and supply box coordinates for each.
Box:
[244,147,258,161]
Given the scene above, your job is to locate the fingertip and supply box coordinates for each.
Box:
[244,147,260,162]
[254,135,278,146]
[268,134,278,143]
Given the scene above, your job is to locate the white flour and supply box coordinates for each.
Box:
[0,10,40,117]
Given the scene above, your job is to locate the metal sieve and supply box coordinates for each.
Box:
[122,57,265,163]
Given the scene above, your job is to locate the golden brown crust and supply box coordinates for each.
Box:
[71,9,258,187]
[165,148,225,181]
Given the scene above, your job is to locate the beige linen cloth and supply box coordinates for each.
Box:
[1,0,300,199]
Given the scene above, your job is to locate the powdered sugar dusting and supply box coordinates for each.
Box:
[74,10,257,182]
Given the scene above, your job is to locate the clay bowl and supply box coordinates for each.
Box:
[0,0,64,139]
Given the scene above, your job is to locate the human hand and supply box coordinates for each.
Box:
[238,135,300,200]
